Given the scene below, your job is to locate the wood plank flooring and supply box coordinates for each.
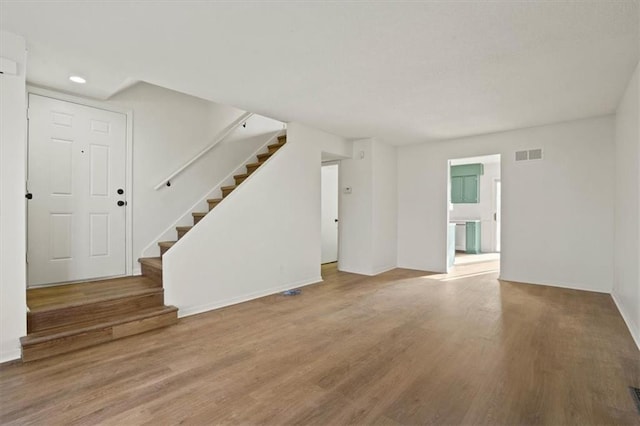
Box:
[1,262,638,425]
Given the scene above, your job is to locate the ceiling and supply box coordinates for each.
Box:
[1,1,638,145]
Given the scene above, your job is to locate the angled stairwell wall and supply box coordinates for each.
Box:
[163,123,347,317]
[106,82,280,269]
[139,114,284,259]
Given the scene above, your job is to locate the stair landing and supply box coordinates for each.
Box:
[21,276,177,362]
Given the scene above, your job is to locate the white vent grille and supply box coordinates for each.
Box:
[528,148,543,160]
[516,148,543,162]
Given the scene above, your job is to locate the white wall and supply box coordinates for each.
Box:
[107,83,272,264]
[613,62,640,349]
[398,116,615,293]
[372,140,398,273]
[340,138,398,275]
[163,122,349,316]
[0,31,27,362]
[339,139,374,274]
[450,159,501,252]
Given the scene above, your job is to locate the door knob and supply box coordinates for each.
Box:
[117,188,124,195]
[117,200,126,207]
[25,193,33,200]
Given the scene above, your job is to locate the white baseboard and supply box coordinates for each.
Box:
[177,276,323,318]
[612,293,640,351]
[337,265,373,276]
[0,348,21,363]
[339,264,396,276]
[498,274,611,294]
[370,265,397,275]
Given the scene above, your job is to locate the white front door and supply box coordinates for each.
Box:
[321,163,339,264]
[27,94,127,286]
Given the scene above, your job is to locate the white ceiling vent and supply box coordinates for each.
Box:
[515,150,528,161]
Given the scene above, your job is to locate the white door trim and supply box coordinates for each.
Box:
[26,85,134,278]
[492,177,501,253]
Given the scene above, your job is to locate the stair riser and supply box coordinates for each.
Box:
[222,187,235,197]
[268,144,285,154]
[141,263,163,286]
[193,214,205,225]
[160,245,170,257]
[27,292,165,334]
[257,154,271,163]
[246,164,260,174]
[234,176,248,185]
[22,310,178,362]
[208,201,221,210]
[177,229,190,239]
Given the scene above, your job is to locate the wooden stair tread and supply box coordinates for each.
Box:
[176,226,192,231]
[27,276,161,311]
[207,197,223,203]
[158,241,176,248]
[246,162,261,168]
[21,305,178,346]
[192,212,207,217]
[221,185,236,191]
[233,173,250,179]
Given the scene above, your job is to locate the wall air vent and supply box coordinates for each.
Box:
[528,148,543,160]
[515,148,543,162]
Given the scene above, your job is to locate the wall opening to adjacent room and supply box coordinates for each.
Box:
[446,154,501,271]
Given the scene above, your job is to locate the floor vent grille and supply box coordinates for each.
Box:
[630,386,640,414]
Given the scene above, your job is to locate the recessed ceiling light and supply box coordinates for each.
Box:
[69,75,86,84]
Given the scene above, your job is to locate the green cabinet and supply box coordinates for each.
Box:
[465,221,481,254]
[451,164,483,204]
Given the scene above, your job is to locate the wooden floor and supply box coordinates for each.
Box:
[1,262,638,425]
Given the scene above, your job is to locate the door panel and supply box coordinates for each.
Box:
[462,175,479,203]
[451,176,463,203]
[27,94,127,286]
[321,164,339,264]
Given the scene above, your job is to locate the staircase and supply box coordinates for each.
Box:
[19,134,286,362]
[138,134,287,275]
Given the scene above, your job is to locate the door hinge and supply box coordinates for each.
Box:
[26,107,31,120]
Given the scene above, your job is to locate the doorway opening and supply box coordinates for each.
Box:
[321,162,339,269]
[446,154,501,272]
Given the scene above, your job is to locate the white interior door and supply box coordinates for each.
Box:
[495,179,501,253]
[321,163,339,264]
[27,94,127,286]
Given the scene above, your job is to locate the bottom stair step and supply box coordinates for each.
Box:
[139,257,163,285]
[20,305,178,362]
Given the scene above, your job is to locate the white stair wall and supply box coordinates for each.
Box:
[163,123,349,317]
